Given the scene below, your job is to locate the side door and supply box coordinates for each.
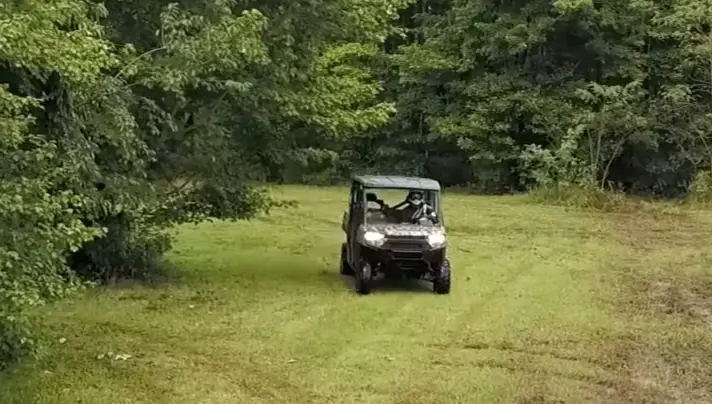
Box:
[347,182,364,265]
[341,188,350,234]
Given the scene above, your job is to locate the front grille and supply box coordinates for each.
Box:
[384,238,427,249]
[392,251,422,260]
[386,241,422,250]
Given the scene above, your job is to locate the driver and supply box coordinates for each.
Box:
[386,191,435,223]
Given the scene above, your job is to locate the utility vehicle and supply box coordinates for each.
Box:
[340,175,451,295]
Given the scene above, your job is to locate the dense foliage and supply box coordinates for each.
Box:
[0,0,403,367]
[341,0,712,196]
[3,0,712,367]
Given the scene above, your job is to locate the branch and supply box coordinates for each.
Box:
[114,46,167,80]
[600,137,626,190]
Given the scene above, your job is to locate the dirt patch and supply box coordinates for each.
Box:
[648,280,712,325]
[605,210,712,404]
[517,395,566,404]
[611,211,712,327]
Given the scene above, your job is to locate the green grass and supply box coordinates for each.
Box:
[2,185,712,403]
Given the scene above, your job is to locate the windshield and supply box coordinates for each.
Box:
[364,188,440,225]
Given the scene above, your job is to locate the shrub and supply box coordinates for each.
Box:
[687,170,712,205]
[528,182,631,211]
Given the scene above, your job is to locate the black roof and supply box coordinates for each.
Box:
[353,175,441,191]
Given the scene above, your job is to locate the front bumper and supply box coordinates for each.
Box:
[360,240,446,271]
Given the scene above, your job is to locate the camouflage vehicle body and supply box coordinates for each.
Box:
[340,175,451,295]
[362,223,444,237]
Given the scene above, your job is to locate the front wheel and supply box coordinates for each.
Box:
[433,259,451,295]
[355,260,373,295]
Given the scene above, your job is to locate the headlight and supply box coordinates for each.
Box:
[428,233,446,247]
[363,231,385,247]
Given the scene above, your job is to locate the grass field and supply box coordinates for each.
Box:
[2,185,712,404]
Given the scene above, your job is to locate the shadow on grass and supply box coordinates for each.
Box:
[336,273,435,294]
[99,260,188,290]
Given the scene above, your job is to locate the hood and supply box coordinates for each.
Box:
[363,223,444,237]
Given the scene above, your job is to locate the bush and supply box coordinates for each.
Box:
[69,217,172,284]
[0,313,37,370]
[687,170,712,205]
[528,182,631,211]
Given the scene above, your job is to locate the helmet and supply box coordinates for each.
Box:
[407,191,424,206]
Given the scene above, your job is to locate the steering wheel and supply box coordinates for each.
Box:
[411,203,437,224]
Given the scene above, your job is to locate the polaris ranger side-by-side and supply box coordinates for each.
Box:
[340,175,451,295]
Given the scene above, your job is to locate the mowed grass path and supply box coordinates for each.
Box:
[2,186,712,403]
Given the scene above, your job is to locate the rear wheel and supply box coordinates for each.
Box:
[433,259,451,295]
[340,243,354,275]
[355,260,373,295]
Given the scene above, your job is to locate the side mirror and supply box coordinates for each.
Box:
[341,211,348,233]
